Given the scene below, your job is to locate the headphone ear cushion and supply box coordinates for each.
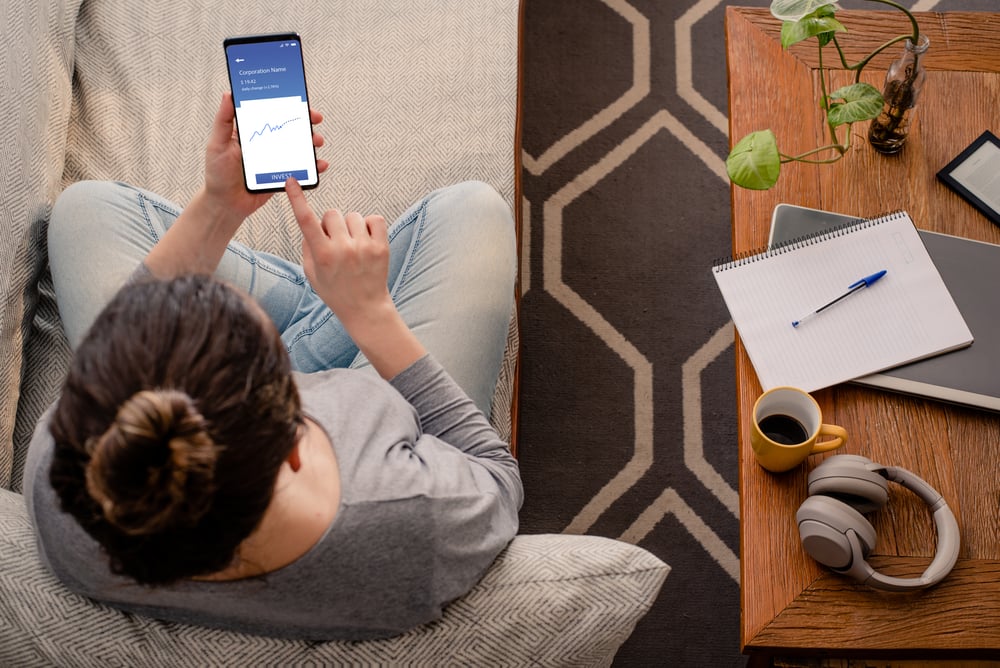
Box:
[807,455,889,514]
[796,495,877,570]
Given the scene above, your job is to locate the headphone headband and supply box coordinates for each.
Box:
[881,465,960,588]
[882,465,944,509]
[797,456,959,591]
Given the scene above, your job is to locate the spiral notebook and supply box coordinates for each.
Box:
[771,203,1000,411]
[712,211,973,392]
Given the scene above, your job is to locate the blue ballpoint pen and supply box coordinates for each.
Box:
[792,269,887,328]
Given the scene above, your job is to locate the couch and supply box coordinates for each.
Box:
[0,1,669,664]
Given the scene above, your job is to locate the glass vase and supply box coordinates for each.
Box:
[868,35,930,155]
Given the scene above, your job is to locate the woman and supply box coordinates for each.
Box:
[23,93,522,641]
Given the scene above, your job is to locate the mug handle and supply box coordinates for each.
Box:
[810,424,848,453]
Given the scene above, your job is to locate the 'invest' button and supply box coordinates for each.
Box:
[255,170,309,184]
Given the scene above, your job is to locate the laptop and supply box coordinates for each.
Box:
[769,203,1000,412]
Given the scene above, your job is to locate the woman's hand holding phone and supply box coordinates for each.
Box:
[144,94,327,278]
[204,93,328,222]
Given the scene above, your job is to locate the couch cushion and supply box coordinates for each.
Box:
[0,488,669,666]
[12,0,522,491]
[0,0,82,490]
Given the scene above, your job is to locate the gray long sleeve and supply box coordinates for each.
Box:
[26,354,522,640]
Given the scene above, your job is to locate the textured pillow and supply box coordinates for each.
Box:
[0,488,669,666]
[0,0,83,490]
[11,0,522,491]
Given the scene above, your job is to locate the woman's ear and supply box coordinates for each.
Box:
[287,444,302,473]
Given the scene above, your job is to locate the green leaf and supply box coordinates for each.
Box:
[727,130,781,190]
[771,0,841,22]
[780,11,846,49]
[825,83,884,126]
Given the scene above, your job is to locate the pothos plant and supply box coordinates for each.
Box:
[726,0,922,190]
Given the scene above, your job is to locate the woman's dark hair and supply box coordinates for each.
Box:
[49,274,303,585]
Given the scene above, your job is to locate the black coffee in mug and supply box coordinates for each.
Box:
[758,413,808,445]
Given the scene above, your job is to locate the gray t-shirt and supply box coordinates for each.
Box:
[24,355,522,641]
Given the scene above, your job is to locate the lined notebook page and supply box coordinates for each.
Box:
[712,211,973,392]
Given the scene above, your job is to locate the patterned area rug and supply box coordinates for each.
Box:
[515,0,993,664]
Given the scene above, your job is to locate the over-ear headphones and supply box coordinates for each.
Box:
[796,454,960,591]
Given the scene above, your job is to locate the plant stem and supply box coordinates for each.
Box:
[782,119,854,165]
[864,0,920,43]
[816,38,844,149]
[817,37,830,112]
[831,0,920,81]
[781,154,844,165]
[836,34,911,82]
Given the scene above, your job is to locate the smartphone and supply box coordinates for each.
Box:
[223,33,319,192]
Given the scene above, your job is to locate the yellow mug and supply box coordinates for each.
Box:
[750,386,847,473]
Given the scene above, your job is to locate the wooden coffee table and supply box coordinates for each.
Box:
[726,7,1000,663]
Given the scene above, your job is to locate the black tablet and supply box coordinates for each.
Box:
[937,130,1000,226]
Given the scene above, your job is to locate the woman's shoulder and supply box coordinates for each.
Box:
[292,367,382,394]
[24,405,119,596]
[293,368,421,454]
[23,404,58,514]
[293,368,412,416]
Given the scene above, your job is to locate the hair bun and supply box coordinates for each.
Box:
[85,389,220,536]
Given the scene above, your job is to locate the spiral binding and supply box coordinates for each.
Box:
[711,210,906,271]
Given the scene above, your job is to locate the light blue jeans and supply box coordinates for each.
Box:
[47,180,516,417]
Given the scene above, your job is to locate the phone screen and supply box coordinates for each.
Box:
[224,33,319,192]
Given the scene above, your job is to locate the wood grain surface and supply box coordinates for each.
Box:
[726,7,1000,661]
